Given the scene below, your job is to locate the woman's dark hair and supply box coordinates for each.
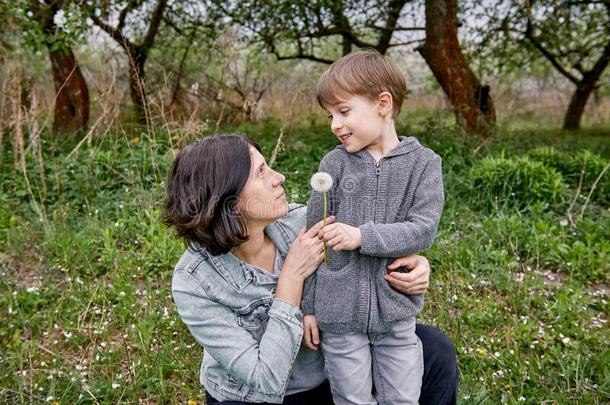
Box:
[163,134,261,255]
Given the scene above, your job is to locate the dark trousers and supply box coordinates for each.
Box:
[205,324,458,405]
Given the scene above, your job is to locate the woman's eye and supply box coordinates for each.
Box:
[340,109,350,115]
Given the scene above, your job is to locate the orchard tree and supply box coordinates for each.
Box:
[419,0,496,136]
[5,0,89,135]
[79,0,170,123]
[211,0,496,136]
[211,0,427,62]
[468,0,610,130]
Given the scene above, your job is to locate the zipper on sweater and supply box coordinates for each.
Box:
[367,160,381,332]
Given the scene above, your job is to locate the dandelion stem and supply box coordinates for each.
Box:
[323,192,328,264]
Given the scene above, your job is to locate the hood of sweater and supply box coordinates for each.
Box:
[335,136,422,159]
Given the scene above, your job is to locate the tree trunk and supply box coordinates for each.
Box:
[421,0,495,136]
[126,46,148,124]
[49,48,89,134]
[563,82,595,130]
[563,42,610,130]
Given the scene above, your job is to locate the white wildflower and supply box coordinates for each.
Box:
[53,9,66,27]
[310,172,333,192]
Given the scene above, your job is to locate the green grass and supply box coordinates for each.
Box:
[1,118,609,403]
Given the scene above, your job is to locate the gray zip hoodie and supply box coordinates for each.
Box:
[302,136,444,334]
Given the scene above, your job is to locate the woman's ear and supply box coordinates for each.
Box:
[377,92,394,118]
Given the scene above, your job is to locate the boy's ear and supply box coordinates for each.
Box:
[377,92,394,118]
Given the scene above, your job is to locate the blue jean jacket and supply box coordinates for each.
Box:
[172,204,322,403]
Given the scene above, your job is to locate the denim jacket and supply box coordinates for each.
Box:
[172,204,325,403]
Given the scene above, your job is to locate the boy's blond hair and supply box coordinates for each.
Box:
[316,49,407,119]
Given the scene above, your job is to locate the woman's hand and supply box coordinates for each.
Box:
[275,217,335,307]
[282,216,336,281]
[384,255,430,294]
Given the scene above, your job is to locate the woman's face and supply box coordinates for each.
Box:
[236,146,288,224]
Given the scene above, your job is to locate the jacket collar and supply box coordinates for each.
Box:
[338,136,422,159]
[198,218,295,291]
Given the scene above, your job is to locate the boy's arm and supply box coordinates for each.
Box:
[359,155,444,258]
[301,273,316,315]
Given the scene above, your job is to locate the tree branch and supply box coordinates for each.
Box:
[524,18,581,84]
[116,0,135,32]
[387,38,426,48]
[89,13,132,50]
[367,24,425,32]
[377,0,409,53]
[141,0,168,52]
[267,39,334,64]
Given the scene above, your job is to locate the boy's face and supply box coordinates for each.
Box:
[324,95,386,154]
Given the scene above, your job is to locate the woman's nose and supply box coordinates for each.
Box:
[271,170,285,186]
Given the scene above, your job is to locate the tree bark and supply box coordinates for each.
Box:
[563,41,610,130]
[87,0,168,124]
[125,45,148,123]
[420,0,495,136]
[49,48,89,134]
[32,0,89,134]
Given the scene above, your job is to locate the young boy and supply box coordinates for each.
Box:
[302,49,444,404]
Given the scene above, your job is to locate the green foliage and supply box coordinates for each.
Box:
[1,122,609,403]
[467,157,567,211]
[6,0,88,52]
[528,147,610,206]
[463,0,610,82]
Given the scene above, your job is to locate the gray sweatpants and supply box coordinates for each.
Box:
[321,317,423,405]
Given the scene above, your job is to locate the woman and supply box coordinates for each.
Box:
[165,134,458,404]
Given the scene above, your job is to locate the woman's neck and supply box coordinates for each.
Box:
[232,221,272,264]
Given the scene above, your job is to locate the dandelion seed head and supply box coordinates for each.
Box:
[310,172,333,192]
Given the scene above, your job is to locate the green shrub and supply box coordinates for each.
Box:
[528,147,609,206]
[468,157,567,211]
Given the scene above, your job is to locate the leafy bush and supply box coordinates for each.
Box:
[467,157,567,211]
[528,147,609,206]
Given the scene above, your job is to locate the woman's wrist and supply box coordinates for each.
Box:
[275,272,304,307]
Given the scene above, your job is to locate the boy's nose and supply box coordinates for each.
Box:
[331,117,343,132]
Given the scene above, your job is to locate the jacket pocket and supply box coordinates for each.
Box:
[314,261,359,325]
[236,297,272,340]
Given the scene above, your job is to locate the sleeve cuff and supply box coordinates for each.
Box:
[301,301,315,315]
[358,222,381,256]
[269,298,304,327]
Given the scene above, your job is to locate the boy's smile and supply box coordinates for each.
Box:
[325,94,398,158]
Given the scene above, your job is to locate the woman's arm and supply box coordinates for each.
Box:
[171,219,330,397]
[173,270,303,397]
[275,219,332,306]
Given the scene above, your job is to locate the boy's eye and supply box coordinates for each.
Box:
[340,109,350,115]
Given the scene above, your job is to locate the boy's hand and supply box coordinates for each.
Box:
[303,315,320,351]
[319,222,362,251]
